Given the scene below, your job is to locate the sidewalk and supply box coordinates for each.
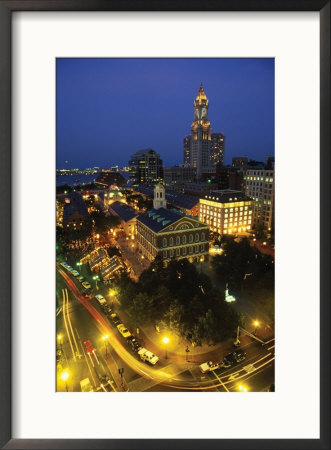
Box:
[112,304,274,366]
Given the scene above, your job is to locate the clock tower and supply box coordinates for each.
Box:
[190,84,212,178]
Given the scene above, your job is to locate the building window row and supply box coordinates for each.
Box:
[162,232,205,248]
[163,244,206,259]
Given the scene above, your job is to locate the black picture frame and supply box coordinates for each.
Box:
[0,1,329,449]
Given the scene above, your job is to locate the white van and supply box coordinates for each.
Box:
[138,348,159,365]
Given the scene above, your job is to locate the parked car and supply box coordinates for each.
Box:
[199,361,223,374]
[82,281,92,290]
[95,294,106,305]
[117,324,131,339]
[127,337,141,352]
[78,276,85,282]
[110,313,121,325]
[234,349,246,363]
[223,350,246,367]
[223,353,237,368]
[104,305,112,315]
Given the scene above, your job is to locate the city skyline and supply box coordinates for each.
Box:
[56,58,274,169]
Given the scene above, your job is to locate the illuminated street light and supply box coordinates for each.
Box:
[162,336,169,360]
[101,335,109,356]
[76,261,83,272]
[253,320,260,335]
[237,383,248,392]
[57,334,63,350]
[61,370,70,392]
[93,275,100,290]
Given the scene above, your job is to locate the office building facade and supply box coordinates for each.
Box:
[210,132,225,166]
[199,190,253,235]
[129,149,163,185]
[244,169,274,231]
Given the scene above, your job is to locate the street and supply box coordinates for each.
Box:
[56,262,274,392]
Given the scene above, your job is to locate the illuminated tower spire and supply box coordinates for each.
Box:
[190,84,211,177]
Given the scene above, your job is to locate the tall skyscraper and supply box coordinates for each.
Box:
[210,133,225,166]
[183,135,191,165]
[190,84,212,178]
[129,149,163,185]
[244,168,274,232]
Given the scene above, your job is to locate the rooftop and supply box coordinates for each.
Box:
[110,201,138,222]
[134,185,199,210]
[202,190,252,203]
[137,207,183,233]
[62,192,90,223]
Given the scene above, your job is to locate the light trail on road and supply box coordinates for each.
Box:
[62,288,76,361]
[58,266,275,391]
[64,288,81,358]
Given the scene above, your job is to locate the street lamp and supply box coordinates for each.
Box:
[109,289,117,307]
[61,370,70,392]
[237,383,248,392]
[76,261,83,272]
[101,334,109,356]
[93,275,99,290]
[253,320,260,335]
[57,334,63,350]
[162,336,169,360]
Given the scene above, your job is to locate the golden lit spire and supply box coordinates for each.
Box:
[194,83,208,106]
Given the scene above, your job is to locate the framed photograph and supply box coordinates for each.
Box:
[0,1,329,449]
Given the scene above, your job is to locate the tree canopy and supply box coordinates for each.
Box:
[211,237,274,320]
[116,257,239,345]
[90,210,121,235]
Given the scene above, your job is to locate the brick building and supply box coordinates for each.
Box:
[136,184,209,265]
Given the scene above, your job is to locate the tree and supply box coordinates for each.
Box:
[90,211,120,235]
[253,223,267,240]
[129,293,152,328]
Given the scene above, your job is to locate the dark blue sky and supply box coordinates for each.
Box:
[56,58,274,169]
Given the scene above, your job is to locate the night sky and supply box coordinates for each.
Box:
[56,58,274,169]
